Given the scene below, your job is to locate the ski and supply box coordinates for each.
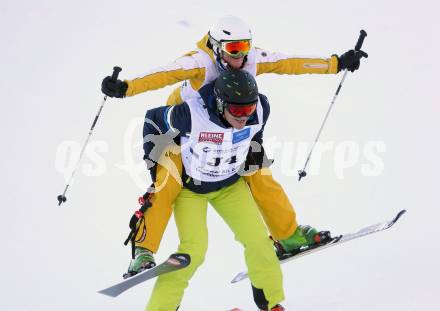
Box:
[231,209,406,283]
[98,253,191,297]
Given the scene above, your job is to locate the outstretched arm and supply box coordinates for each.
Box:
[255,48,339,75]
[102,52,206,98]
[126,52,206,97]
[255,47,367,76]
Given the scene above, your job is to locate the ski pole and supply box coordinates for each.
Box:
[298,30,367,181]
[57,66,122,206]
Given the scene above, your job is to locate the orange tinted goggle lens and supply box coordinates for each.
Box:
[227,103,256,117]
[222,40,251,57]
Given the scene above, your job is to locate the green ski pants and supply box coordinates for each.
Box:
[145,178,284,310]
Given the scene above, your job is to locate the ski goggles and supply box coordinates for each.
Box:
[226,102,257,117]
[221,40,251,58]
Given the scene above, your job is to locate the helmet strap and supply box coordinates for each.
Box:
[240,55,248,69]
[206,36,214,50]
[215,54,228,72]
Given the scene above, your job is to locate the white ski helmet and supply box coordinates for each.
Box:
[208,16,252,55]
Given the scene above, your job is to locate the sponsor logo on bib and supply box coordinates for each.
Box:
[199,132,224,145]
[232,128,250,144]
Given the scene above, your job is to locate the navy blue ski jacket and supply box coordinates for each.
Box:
[142,81,270,193]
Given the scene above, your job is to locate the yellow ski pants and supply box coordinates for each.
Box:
[145,178,284,310]
[135,152,298,253]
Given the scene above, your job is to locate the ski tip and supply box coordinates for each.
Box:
[168,253,191,267]
[394,209,407,222]
[97,289,118,297]
[231,272,247,284]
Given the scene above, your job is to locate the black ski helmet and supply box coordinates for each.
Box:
[214,69,258,114]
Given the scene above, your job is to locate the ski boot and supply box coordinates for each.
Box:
[273,225,331,260]
[123,246,156,279]
[259,304,285,311]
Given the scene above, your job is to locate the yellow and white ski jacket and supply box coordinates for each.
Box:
[125,35,339,105]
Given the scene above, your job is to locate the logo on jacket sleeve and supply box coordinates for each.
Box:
[199,132,224,145]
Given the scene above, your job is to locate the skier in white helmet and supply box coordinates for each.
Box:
[208,15,253,71]
[101,16,368,304]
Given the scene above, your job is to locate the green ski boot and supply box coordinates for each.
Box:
[277,225,320,254]
[123,247,156,279]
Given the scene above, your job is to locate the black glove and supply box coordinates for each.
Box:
[239,142,274,175]
[337,49,368,72]
[101,76,128,98]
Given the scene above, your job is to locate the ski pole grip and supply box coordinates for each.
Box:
[355,30,367,51]
[111,66,122,81]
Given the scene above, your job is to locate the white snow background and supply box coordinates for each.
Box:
[1,0,439,310]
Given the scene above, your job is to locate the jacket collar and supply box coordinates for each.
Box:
[196,34,216,62]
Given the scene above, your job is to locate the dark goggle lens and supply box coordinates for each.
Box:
[227,103,257,117]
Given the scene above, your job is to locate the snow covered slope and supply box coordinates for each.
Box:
[1,0,439,310]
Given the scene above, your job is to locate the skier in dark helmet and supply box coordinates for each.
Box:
[141,69,284,310]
